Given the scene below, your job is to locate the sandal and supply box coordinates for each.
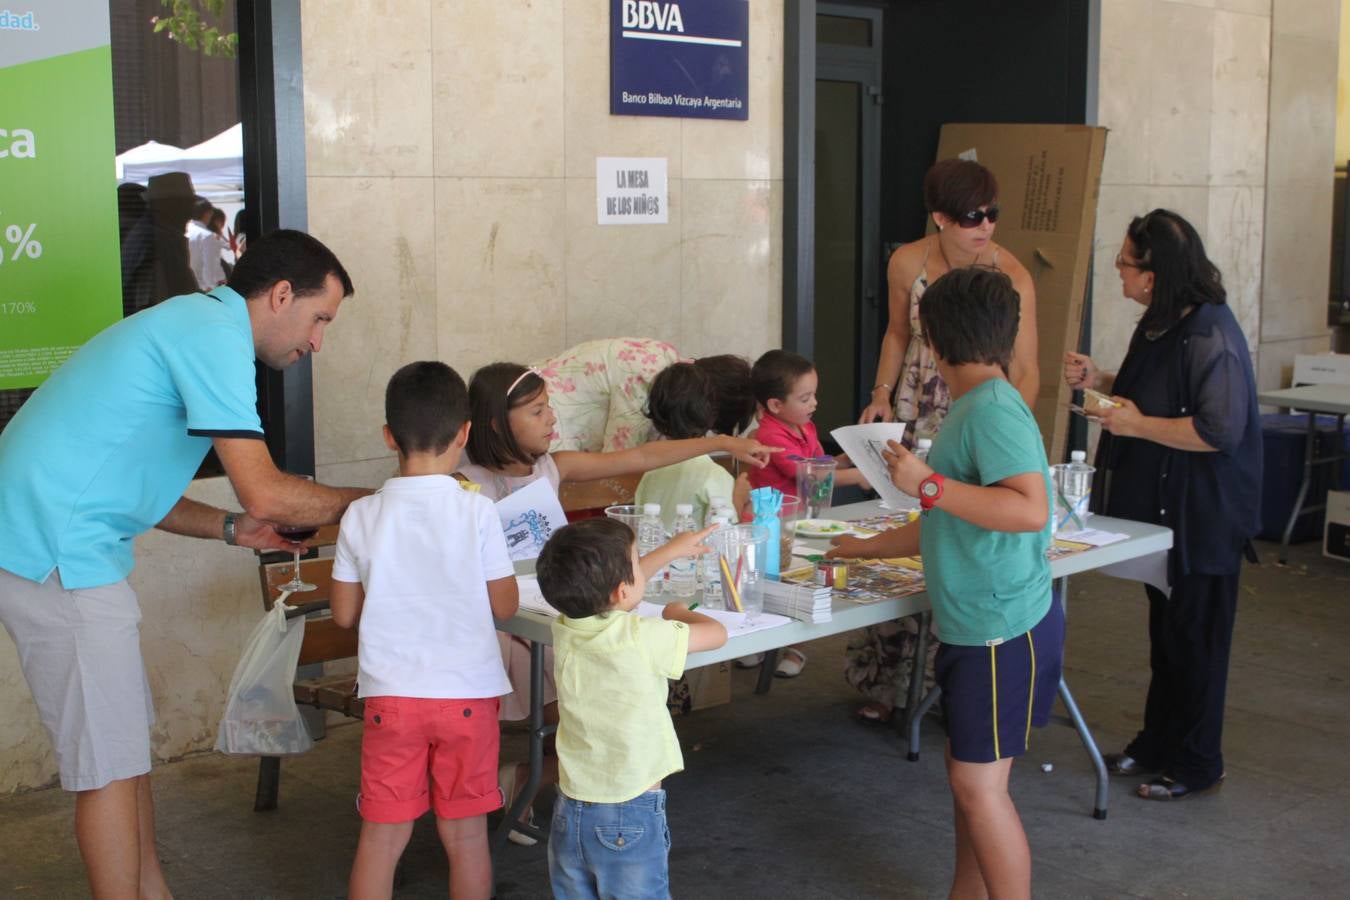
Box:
[774,647,807,678]
[498,762,538,846]
[735,653,765,669]
[1104,753,1156,777]
[1136,773,1226,801]
[853,701,893,724]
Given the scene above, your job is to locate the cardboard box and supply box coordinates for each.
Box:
[1325,491,1350,562]
[667,662,731,716]
[934,124,1109,463]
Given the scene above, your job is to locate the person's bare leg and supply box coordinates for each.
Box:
[136,775,173,899]
[949,786,988,899]
[437,815,491,900]
[75,776,142,899]
[349,820,414,900]
[946,750,1029,900]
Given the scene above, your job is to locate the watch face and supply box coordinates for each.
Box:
[921,479,939,498]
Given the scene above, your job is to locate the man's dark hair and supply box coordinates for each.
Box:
[1126,208,1227,336]
[647,362,715,439]
[923,158,999,220]
[536,518,637,619]
[191,198,213,220]
[385,361,468,455]
[693,354,755,435]
[918,266,1020,372]
[227,229,354,300]
[752,349,815,405]
[466,362,546,469]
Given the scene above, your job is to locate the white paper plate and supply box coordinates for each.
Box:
[791,518,859,537]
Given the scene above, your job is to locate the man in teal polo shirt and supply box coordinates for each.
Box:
[0,229,371,899]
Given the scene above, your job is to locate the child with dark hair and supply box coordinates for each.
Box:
[829,266,1061,899]
[330,360,520,900]
[748,349,871,497]
[536,517,727,898]
[635,362,749,528]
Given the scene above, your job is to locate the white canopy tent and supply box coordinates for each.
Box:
[116,124,243,201]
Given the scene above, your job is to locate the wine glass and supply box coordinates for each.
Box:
[276,476,319,593]
[276,524,319,592]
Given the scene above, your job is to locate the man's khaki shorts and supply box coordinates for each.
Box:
[0,568,155,790]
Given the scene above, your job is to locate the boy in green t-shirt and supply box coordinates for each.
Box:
[828,266,1062,900]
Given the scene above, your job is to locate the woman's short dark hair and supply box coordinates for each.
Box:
[536,518,637,619]
[647,362,715,439]
[466,362,546,469]
[923,159,999,220]
[693,354,755,435]
[1126,209,1226,335]
[385,361,468,455]
[918,267,1021,372]
[752,350,815,405]
[227,229,354,300]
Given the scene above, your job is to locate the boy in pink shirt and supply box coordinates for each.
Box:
[749,350,870,495]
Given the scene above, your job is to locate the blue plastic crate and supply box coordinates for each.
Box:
[1259,414,1350,543]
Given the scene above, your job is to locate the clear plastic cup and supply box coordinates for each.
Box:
[796,457,837,519]
[778,494,802,567]
[604,504,644,534]
[710,524,770,621]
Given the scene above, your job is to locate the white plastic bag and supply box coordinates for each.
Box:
[215,596,314,756]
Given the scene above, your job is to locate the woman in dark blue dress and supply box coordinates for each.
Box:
[1063,209,1262,800]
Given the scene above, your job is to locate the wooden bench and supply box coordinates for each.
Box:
[252,524,362,812]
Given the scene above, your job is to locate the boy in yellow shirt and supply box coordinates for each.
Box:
[535,518,728,898]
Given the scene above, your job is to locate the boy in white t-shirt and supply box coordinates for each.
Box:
[331,361,520,900]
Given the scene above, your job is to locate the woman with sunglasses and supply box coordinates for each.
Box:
[1063,210,1261,801]
[848,159,1039,724]
[859,158,1040,435]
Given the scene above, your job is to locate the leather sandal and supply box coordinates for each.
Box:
[853,701,894,724]
[1103,753,1155,777]
[1136,773,1225,801]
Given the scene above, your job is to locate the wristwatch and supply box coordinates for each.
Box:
[918,473,945,511]
[222,511,239,545]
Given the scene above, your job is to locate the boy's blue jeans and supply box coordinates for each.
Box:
[547,789,671,900]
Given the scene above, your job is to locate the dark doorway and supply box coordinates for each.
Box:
[813,4,883,439]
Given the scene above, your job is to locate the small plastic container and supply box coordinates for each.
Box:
[604,504,644,533]
[710,524,770,621]
[1050,450,1095,533]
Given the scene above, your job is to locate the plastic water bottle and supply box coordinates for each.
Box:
[1051,450,1095,533]
[667,503,698,599]
[702,515,731,609]
[914,437,933,462]
[638,503,666,595]
[706,496,729,526]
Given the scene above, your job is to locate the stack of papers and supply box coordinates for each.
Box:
[762,575,833,623]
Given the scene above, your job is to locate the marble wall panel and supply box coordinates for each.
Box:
[1207,186,1266,349]
[679,180,781,360]
[301,0,434,178]
[1216,0,1271,15]
[435,178,568,374]
[431,0,565,178]
[563,177,685,346]
[1272,0,1338,37]
[1148,1,1216,186]
[1257,335,1334,393]
[308,176,440,467]
[1210,9,1270,186]
[1097,0,1153,186]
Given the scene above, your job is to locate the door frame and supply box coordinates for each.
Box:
[783,2,883,403]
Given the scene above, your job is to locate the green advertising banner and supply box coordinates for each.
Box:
[0,3,122,389]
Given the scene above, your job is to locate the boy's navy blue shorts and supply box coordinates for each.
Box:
[937,595,1065,764]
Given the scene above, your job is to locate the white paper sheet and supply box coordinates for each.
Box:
[495,478,569,562]
[829,423,908,509]
[1055,527,1130,547]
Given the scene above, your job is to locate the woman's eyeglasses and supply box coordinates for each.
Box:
[1115,252,1147,270]
[956,206,1000,228]
[505,366,543,397]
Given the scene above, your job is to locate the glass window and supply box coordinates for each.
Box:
[817,14,871,48]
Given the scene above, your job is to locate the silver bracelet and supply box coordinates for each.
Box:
[872,382,892,394]
[222,512,239,546]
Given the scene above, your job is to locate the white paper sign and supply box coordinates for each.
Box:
[829,423,909,510]
[495,478,569,562]
[596,156,668,225]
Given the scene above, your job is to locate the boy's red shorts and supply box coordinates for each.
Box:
[357,696,502,823]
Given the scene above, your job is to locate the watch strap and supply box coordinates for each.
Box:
[223,511,239,545]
